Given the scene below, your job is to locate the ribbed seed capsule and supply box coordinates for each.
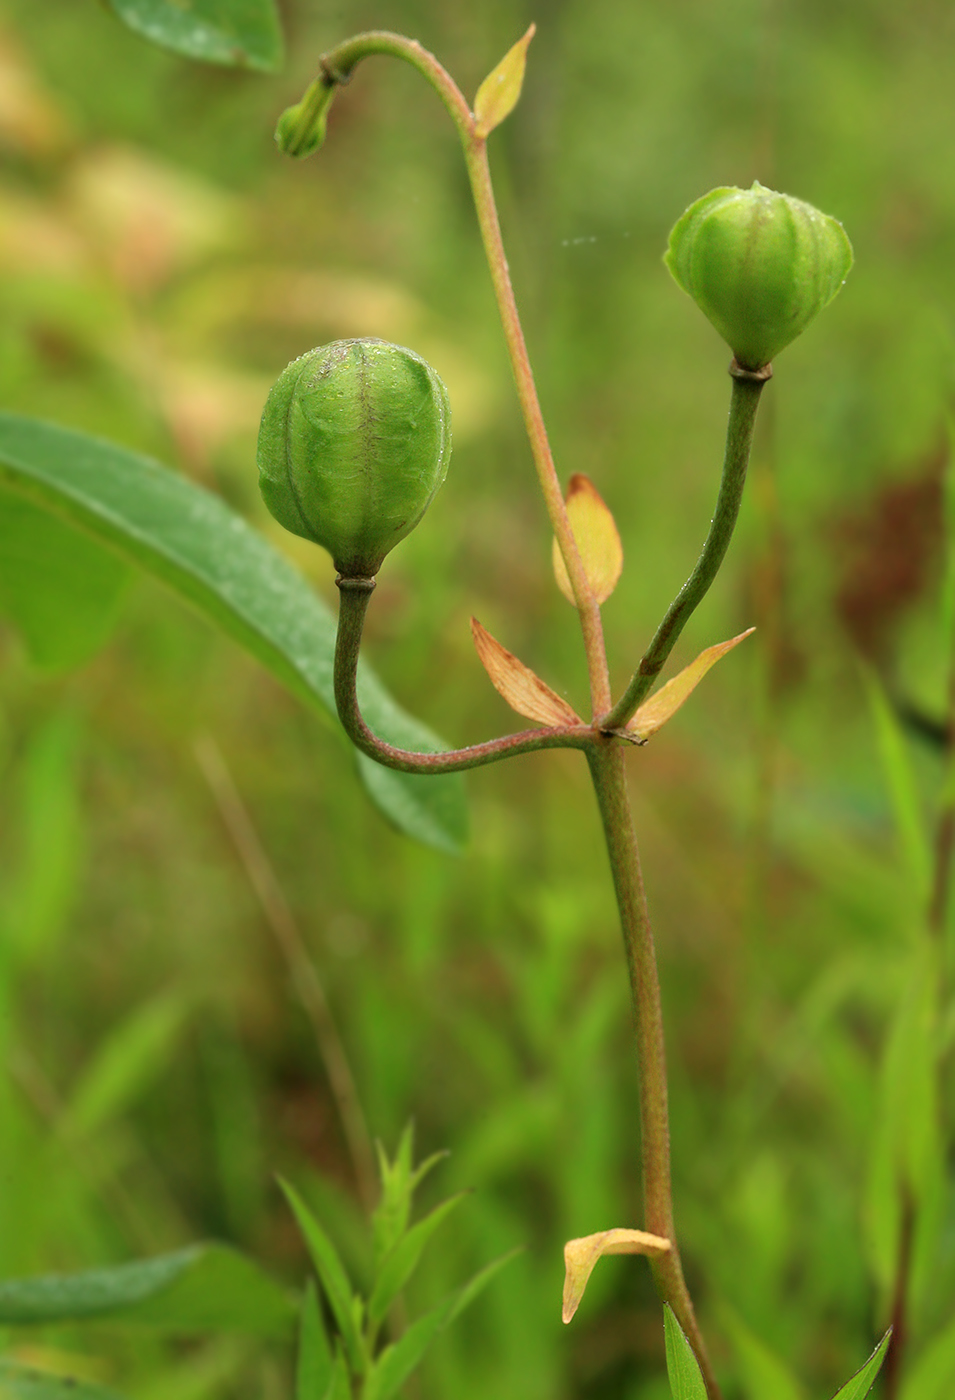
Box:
[665,182,853,371]
[257,339,452,577]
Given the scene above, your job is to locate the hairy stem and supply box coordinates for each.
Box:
[334,579,592,773]
[588,742,721,1400]
[602,364,769,732]
[315,30,611,716]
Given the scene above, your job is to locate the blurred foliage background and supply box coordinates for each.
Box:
[1,1,955,1398]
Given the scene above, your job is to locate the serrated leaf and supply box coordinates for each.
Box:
[0,1245,294,1335]
[280,1181,364,1375]
[552,475,623,607]
[473,25,535,139]
[0,412,467,854]
[831,1330,891,1400]
[0,489,128,672]
[562,1228,670,1324]
[0,1362,124,1400]
[297,1281,333,1400]
[471,618,582,728]
[663,1305,707,1400]
[368,1194,466,1329]
[627,629,755,741]
[105,0,284,73]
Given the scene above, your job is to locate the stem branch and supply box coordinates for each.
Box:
[335,579,593,773]
[603,364,769,732]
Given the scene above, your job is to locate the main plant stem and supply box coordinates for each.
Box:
[588,742,722,1400]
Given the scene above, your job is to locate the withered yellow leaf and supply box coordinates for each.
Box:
[473,25,536,139]
[563,1228,670,1324]
[627,628,755,741]
[471,617,582,728]
[552,474,623,607]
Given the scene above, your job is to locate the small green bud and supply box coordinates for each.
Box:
[665,181,853,371]
[275,77,336,158]
[257,339,452,578]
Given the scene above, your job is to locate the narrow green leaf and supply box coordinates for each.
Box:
[62,992,188,1137]
[363,1248,518,1400]
[0,1362,125,1400]
[861,666,931,900]
[831,1330,891,1400]
[297,1281,333,1400]
[364,1302,452,1400]
[280,1180,365,1374]
[0,489,128,671]
[0,412,467,853]
[0,1244,294,1335]
[105,0,284,72]
[368,1194,466,1328]
[663,1305,707,1400]
[322,1351,351,1400]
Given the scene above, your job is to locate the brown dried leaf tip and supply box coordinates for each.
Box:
[552,474,623,607]
[473,24,536,139]
[471,617,582,728]
[562,1228,671,1324]
[626,628,755,742]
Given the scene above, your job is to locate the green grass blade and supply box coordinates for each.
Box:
[296,1281,333,1400]
[831,1330,891,1400]
[368,1194,466,1328]
[0,1362,126,1400]
[663,1306,707,1400]
[0,412,466,853]
[280,1180,365,1374]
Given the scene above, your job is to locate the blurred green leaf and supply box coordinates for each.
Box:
[830,1329,890,1400]
[860,667,931,903]
[0,489,127,672]
[663,1306,706,1400]
[864,948,941,1292]
[0,1244,294,1334]
[0,1362,124,1400]
[899,1313,955,1400]
[296,1281,333,1400]
[62,992,189,1137]
[280,1180,365,1375]
[368,1193,466,1329]
[720,1305,804,1400]
[104,0,283,72]
[2,714,83,964]
[0,412,467,854]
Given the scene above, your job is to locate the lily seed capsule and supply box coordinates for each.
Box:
[257,339,452,578]
[665,181,853,371]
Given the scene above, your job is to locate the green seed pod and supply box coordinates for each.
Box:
[257,339,452,577]
[665,181,853,371]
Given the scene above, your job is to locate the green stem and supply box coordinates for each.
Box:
[602,364,769,733]
[315,31,611,718]
[588,742,721,1400]
[334,579,593,773]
